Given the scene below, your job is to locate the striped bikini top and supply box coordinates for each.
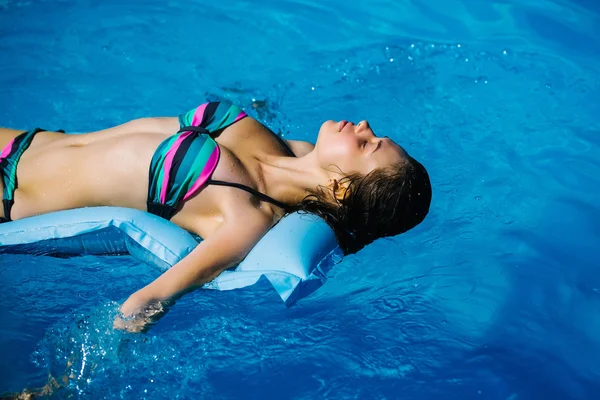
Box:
[147,101,295,220]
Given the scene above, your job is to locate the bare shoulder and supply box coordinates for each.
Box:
[217,205,274,260]
[285,140,314,157]
[190,198,274,248]
[227,200,274,231]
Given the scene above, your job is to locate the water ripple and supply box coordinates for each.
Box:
[1,0,600,398]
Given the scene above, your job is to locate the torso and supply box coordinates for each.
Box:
[0,118,313,238]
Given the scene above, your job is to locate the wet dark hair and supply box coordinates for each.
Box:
[289,156,431,254]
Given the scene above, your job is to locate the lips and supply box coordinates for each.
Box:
[338,120,348,132]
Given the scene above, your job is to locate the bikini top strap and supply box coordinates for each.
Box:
[206,179,289,210]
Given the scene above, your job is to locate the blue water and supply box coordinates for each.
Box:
[1,0,599,398]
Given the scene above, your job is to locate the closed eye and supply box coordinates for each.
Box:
[371,140,382,154]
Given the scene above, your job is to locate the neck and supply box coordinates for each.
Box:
[258,150,330,208]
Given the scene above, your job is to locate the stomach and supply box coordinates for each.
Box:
[12,131,162,220]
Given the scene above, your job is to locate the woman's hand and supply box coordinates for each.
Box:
[113,293,170,333]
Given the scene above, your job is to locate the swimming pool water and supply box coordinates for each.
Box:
[1,0,599,398]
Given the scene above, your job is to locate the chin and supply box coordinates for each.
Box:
[320,120,335,131]
[314,123,331,151]
[323,120,340,134]
[316,120,332,139]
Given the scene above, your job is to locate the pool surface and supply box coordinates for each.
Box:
[1,0,599,398]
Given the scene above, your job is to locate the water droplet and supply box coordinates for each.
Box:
[503,50,507,55]
[389,58,394,62]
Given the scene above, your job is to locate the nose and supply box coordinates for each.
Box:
[357,120,374,136]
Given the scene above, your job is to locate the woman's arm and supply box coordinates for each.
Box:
[115,209,271,332]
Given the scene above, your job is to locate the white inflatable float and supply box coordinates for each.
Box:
[0,207,341,305]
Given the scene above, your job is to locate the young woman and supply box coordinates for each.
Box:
[0,101,431,331]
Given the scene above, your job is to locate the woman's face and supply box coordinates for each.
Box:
[315,119,408,177]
